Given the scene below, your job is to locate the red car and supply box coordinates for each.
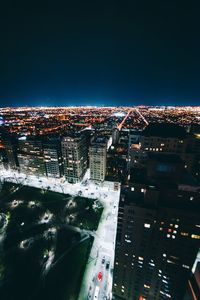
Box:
[97,271,103,282]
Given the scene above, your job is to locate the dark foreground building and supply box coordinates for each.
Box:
[113,153,200,300]
[184,261,200,300]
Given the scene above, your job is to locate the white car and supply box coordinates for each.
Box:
[93,286,100,300]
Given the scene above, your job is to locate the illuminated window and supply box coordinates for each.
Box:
[138,256,144,261]
[167,259,175,264]
[182,264,190,269]
[131,187,135,191]
[162,279,168,284]
[125,239,131,243]
[144,223,150,228]
[191,234,200,239]
[181,232,189,236]
[141,188,145,193]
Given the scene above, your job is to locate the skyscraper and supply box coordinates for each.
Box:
[113,153,200,300]
[184,262,200,300]
[43,137,63,178]
[3,134,19,170]
[106,130,129,184]
[17,136,46,176]
[61,132,88,183]
[89,136,107,181]
[140,123,187,154]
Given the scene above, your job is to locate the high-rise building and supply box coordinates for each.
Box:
[113,153,200,300]
[136,123,200,184]
[3,134,19,170]
[61,132,88,183]
[43,137,63,178]
[112,128,120,145]
[182,131,200,184]
[185,262,200,300]
[17,136,46,176]
[106,130,129,184]
[0,142,6,170]
[140,123,187,154]
[89,136,107,181]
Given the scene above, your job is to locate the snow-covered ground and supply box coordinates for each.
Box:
[0,169,120,300]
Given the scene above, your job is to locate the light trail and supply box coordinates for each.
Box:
[117,108,134,130]
[134,107,149,126]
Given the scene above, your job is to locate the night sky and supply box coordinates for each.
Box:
[0,1,199,107]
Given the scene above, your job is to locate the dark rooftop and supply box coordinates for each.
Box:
[143,123,186,138]
[148,153,183,163]
[92,136,108,144]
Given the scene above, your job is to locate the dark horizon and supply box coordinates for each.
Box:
[1,1,200,107]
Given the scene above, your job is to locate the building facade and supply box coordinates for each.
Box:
[113,153,200,300]
[140,123,187,154]
[61,133,88,183]
[89,136,107,181]
[17,137,46,176]
[43,138,63,178]
[3,135,19,170]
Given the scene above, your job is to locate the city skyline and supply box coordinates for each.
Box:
[1,1,200,299]
[0,97,199,108]
[0,106,200,299]
[1,104,200,109]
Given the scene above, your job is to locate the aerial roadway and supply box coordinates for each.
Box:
[117,108,134,130]
[89,252,111,300]
[134,107,149,126]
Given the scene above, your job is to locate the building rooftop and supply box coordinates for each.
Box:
[91,136,108,144]
[62,131,85,141]
[148,152,183,163]
[142,123,186,138]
